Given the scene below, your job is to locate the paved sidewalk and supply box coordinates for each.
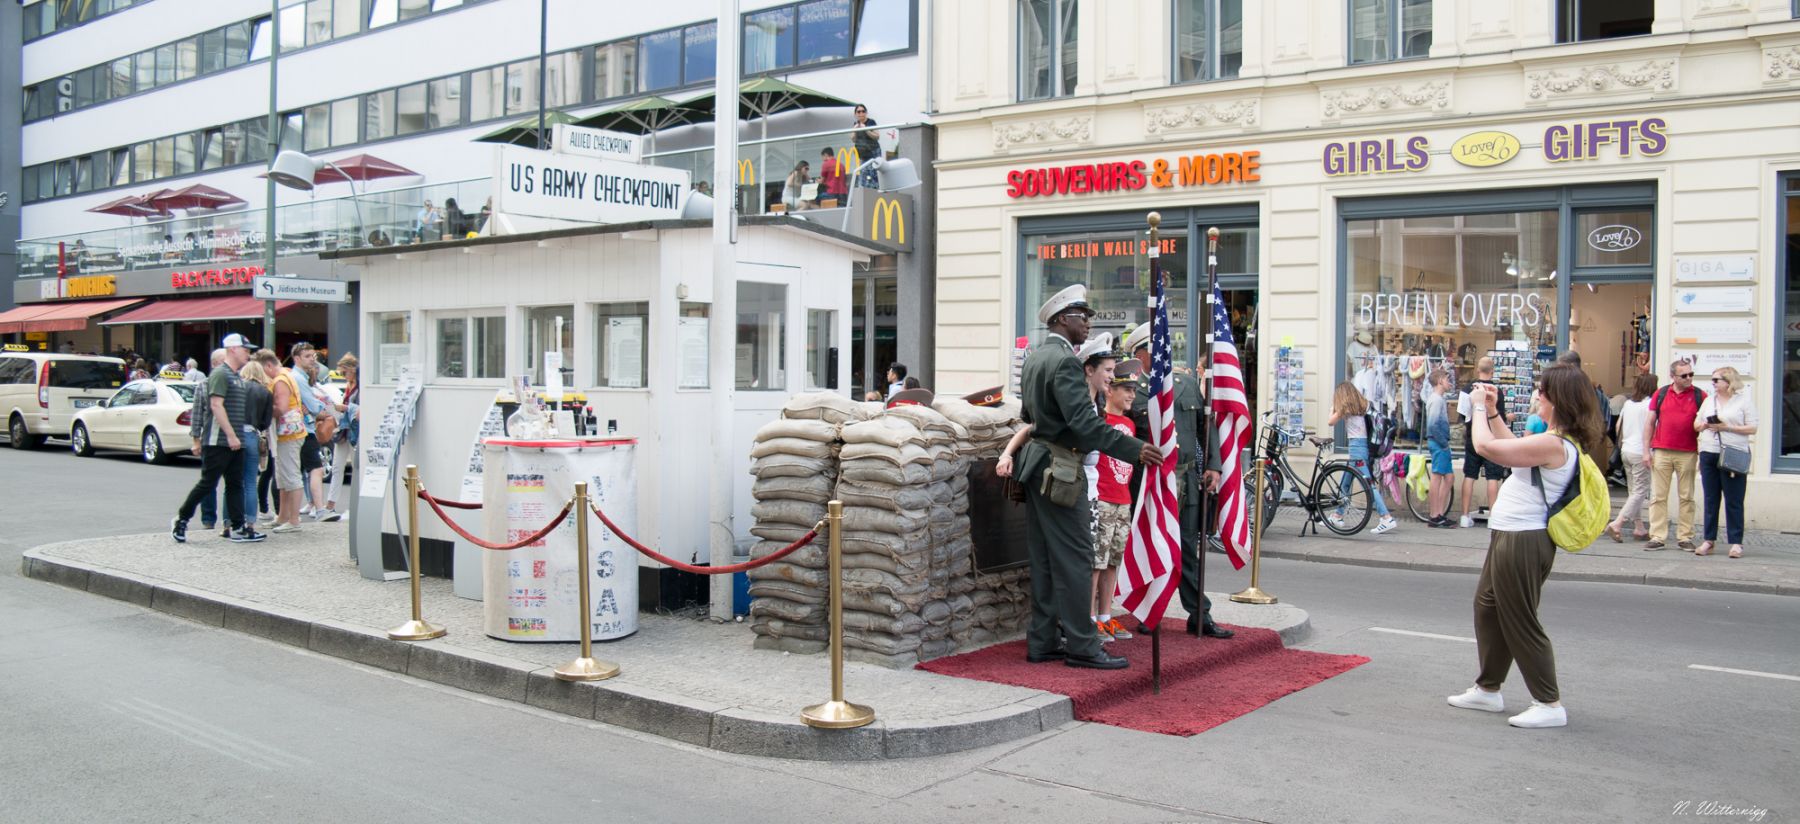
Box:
[1249,505,1800,596]
[21,526,1311,761]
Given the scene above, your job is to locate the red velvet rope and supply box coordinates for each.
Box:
[418,490,481,510]
[419,490,572,551]
[590,501,820,574]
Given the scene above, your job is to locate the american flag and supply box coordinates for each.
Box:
[1118,256,1181,631]
[1211,283,1251,570]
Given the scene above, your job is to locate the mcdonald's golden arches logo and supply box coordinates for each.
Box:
[737,158,756,185]
[835,147,861,174]
[870,196,905,245]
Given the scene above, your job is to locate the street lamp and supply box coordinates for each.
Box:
[268,150,369,241]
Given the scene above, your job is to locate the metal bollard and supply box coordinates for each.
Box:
[801,500,875,729]
[389,465,448,641]
[1231,458,1278,605]
[555,481,619,681]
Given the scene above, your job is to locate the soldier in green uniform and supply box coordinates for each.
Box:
[1125,322,1235,639]
[1018,285,1163,669]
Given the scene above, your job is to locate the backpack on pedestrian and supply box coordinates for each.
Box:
[1649,385,1706,431]
[1363,411,1397,461]
[1535,432,1611,552]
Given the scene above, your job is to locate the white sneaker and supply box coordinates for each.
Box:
[1326,513,1346,529]
[270,523,300,534]
[1459,515,1474,528]
[317,509,344,522]
[1371,516,1398,535]
[1447,686,1505,713]
[258,512,276,524]
[1508,701,1567,728]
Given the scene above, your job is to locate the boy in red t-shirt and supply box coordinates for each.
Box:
[1092,370,1139,641]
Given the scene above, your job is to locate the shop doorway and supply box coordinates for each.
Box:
[1570,281,1651,399]
[1220,286,1260,414]
[851,264,897,400]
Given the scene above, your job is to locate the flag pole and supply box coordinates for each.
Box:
[1147,211,1162,696]
[1198,226,1221,622]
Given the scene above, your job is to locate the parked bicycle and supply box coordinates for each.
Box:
[1244,412,1376,536]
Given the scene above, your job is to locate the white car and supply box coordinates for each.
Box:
[70,379,197,463]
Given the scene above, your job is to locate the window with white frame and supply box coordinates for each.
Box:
[737,284,788,391]
[371,311,412,384]
[1018,0,1078,101]
[1348,0,1431,65]
[1173,0,1242,83]
[595,303,650,389]
[525,305,576,387]
[433,311,505,380]
[1555,0,1652,43]
[806,309,838,390]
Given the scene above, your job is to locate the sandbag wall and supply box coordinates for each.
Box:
[748,391,1032,667]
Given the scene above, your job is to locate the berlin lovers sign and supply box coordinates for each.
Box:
[493,144,691,225]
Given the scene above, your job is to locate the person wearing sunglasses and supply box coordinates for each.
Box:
[1694,367,1757,558]
[1642,359,1704,551]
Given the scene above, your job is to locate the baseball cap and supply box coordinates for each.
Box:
[221,333,257,350]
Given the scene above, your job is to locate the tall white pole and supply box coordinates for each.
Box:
[708,0,741,620]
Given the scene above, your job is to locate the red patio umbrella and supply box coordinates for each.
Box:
[311,154,418,184]
[148,183,247,211]
[86,194,169,218]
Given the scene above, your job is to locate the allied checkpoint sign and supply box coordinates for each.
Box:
[492,144,689,225]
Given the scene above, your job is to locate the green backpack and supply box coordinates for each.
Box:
[1533,432,1611,552]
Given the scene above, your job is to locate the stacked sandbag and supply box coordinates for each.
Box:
[887,403,976,658]
[746,415,840,655]
[933,396,1034,647]
[833,414,939,666]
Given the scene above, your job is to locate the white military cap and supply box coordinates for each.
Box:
[1037,284,1093,325]
[1126,321,1153,352]
[1074,332,1114,362]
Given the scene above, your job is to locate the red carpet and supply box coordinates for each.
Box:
[917,620,1368,736]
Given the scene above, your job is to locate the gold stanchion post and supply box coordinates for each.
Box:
[1231,457,1278,605]
[802,500,875,728]
[555,481,620,681]
[389,465,448,640]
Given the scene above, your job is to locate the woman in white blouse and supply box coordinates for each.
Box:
[1694,366,1758,558]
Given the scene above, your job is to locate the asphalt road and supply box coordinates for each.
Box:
[2,445,1796,823]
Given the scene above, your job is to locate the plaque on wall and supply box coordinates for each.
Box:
[1671,318,1754,345]
[1671,350,1756,377]
[1673,255,1754,284]
[1672,287,1754,314]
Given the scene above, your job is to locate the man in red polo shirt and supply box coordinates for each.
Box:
[1643,359,1705,550]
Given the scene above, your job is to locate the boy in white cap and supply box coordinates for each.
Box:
[1014,285,1161,669]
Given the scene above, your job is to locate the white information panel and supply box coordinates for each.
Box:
[1672,350,1757,377]
[1673,287,1754,314]
[1673,255,1755,284]
[482,437,640,642]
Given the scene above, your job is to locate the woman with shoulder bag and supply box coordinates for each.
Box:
[1447,364,1605,730]
[319,354,359,521]
[1694,367,1757,558]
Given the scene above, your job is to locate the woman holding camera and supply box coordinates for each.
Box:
[1447,364,1603,730]
[1694,367,1757,558]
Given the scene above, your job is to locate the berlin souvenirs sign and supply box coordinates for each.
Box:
[493,144,691,225]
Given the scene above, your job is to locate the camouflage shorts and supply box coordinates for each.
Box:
[1093,501,1131,569]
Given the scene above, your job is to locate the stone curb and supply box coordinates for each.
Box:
[1254,547,1798,597]
[22,549,1080,760]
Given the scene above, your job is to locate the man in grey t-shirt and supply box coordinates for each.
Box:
[172,334,264,544]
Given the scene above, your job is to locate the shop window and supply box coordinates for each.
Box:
[1022,228,1192,363]
[1576,209,1651,267]
[678,303,711,388]
[594,41,638,101]
[428,76,462,129]
[1349,0,1431,65]
[525,305,576,387]
[434,312,504,380]
[1174,0,1242,83]
[1778,174,1800,467]
[1019,0,1078,101]
[807,309,838,390]
[1345,210,1560,447]
[1557,0,1652,43]
[638,28,683,92]
[738,284,788,390]
[371,311,412,384]
[745,7,797,74]
[595,303,650,389]
[685,21,719,83]
[798,0,852,65]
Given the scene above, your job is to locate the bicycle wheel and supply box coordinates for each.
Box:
[1401,467,1454,522]
[1313,464,1373,535]
[1242,462,1283,531]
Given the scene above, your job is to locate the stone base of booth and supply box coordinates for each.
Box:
[20,530,1309,760]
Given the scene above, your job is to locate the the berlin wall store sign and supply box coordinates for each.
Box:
[1323,118,1668,176]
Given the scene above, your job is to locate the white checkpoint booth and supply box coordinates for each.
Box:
[480,436,639,642]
